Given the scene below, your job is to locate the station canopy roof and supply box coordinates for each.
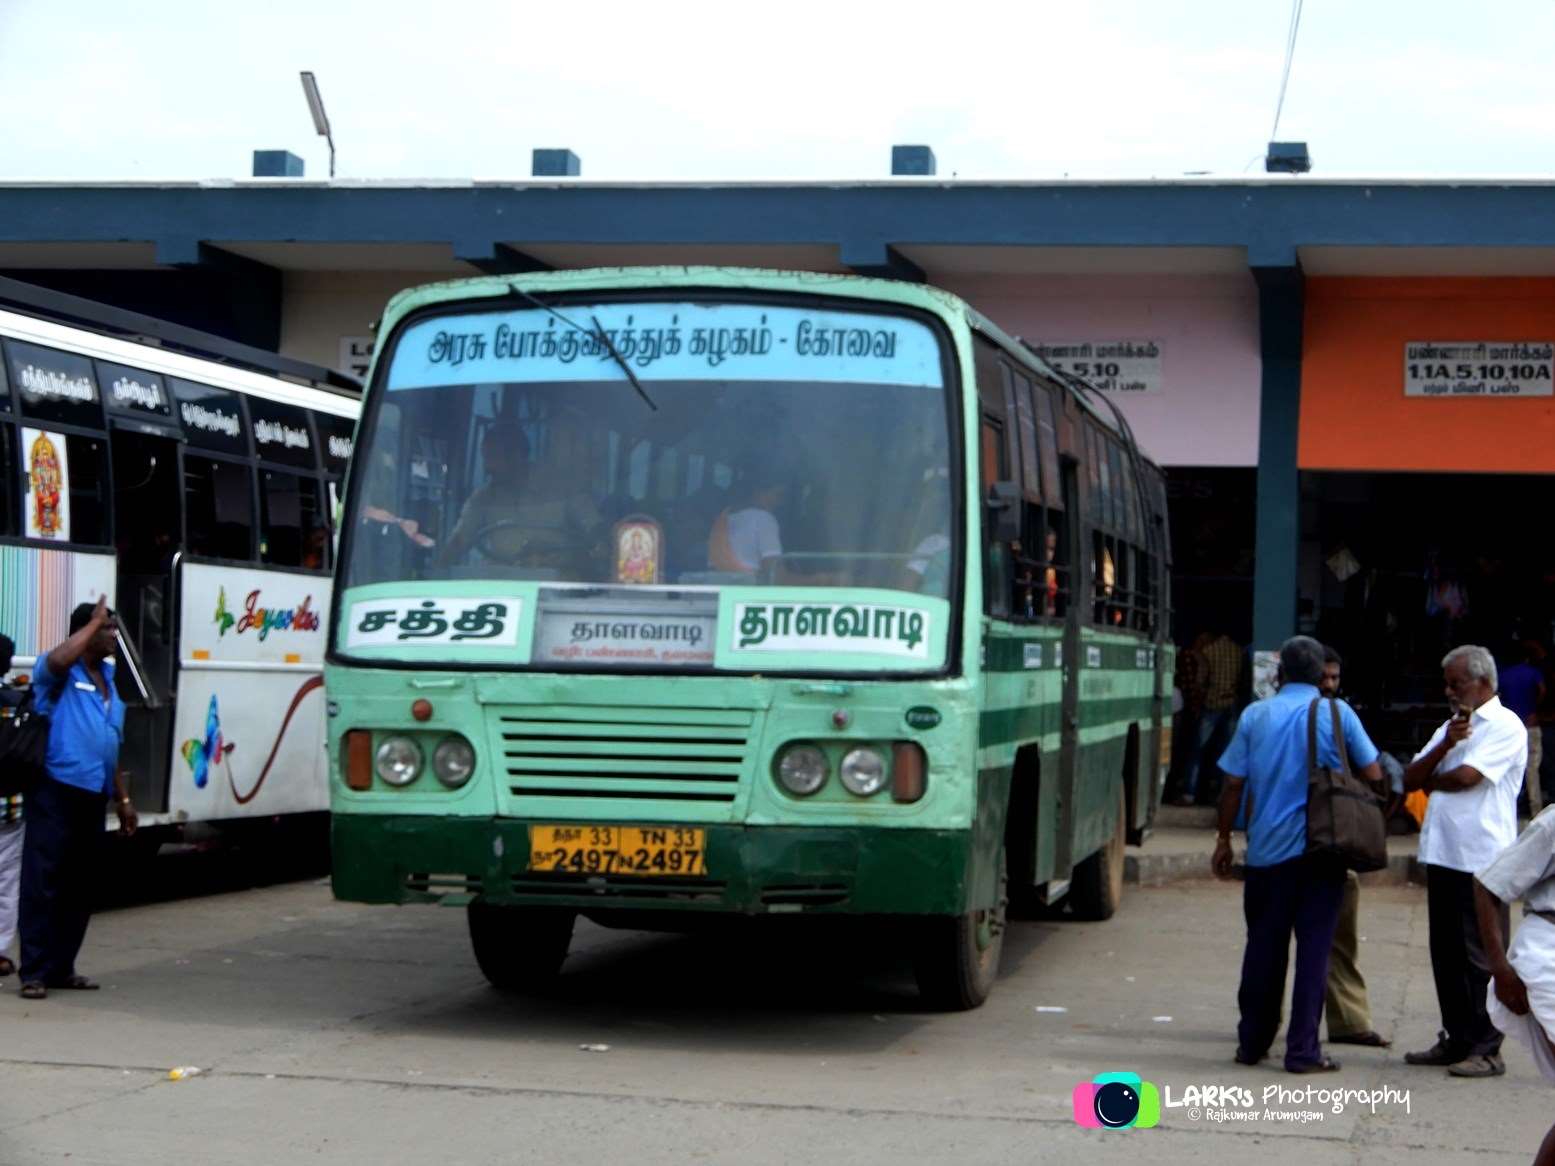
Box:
[8,177,1555,281]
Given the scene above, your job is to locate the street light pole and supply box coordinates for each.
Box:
[299,71,335,178]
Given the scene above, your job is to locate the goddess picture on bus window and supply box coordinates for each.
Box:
[26,429,66,540]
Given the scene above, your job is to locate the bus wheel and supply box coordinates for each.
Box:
[912,852,1007,1011]
[466,901,576,992]
[1068,782,1127,921]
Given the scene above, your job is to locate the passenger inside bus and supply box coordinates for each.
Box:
[708,469,787,578]
[900,465,953,594]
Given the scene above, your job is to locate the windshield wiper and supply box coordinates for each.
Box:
[506,283,658,411]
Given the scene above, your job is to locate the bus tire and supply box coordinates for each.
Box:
[466,901,576,992]
[911,851,1007,1011]
[1068,782,1126,922]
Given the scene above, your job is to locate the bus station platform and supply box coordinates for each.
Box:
[1128,805,1422,888]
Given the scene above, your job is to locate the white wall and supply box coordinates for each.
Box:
[278,271,444,375]
[939,274,1263,467]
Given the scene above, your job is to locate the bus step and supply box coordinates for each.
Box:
[403,873,484,895]
[758,883,850,908]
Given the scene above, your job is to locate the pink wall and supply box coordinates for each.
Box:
[939,274,1262,467]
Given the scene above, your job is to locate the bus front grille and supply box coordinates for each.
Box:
[497,705,752,807]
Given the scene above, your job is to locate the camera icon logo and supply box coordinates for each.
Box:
[1071,1071,1161,1129]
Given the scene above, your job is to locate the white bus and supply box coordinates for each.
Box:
[0,280,360,835]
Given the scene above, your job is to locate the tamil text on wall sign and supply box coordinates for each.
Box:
[1404,342,1554,397]
[1027,341,1163,394]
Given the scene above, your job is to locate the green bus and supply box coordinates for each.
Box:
[327,267,1173,1009]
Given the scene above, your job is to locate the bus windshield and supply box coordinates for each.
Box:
[343,301,957,652]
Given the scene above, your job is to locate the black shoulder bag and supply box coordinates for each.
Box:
[0,689,50,797]
[1305,697,1388,873]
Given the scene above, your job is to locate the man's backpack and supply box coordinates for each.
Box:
[0,688,50,797]
[1305,697,1388,873]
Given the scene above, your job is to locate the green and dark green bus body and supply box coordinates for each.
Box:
[327,268,1172,1004]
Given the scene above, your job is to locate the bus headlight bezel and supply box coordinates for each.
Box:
[431,735,476,788]
[839,747,888,796]
[374,736,423,787]
[776,744,828,796]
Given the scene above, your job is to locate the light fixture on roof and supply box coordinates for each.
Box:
[299,71,335,178]
[1265,141,1311,174]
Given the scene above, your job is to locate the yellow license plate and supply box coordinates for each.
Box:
[528,824,707,877]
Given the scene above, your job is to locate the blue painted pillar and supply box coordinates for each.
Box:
[1250,261,1304,651]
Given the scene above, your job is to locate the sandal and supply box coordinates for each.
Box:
[1329,1030,1391,1048]
[0,956,14,977]
[1287,1056,1342,1074]
[50,975,99,991]
[19,982,46,1000]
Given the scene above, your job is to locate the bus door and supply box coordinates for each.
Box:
[1050,456,1084,884]
[110,425,183,812]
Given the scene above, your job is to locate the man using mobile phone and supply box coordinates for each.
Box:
[1403,645,1527,1079]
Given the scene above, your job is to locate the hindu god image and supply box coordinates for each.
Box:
[28,431,63,537]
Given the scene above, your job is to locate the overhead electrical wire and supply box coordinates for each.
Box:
[1270,0,1305,140]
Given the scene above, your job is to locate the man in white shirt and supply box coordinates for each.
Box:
[1474,806,1555,1165]
[709,477,787,578]
[1403,644,1528,1078]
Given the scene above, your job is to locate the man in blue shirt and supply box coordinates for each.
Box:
[1212,635,1384,1072]
[18,598,138,1000]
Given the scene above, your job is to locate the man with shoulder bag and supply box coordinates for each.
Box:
[1213,635,1387,1073]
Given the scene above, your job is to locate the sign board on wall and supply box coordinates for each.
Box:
[1404,342,1554,397]
[1026,340,1163,394]
[339,336,374,381]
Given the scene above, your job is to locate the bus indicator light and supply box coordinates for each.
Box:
[344,730,373,791]
[411,698,433,722]
[891,742,927,803]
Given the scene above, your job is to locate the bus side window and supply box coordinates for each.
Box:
[259,469,324,569]
[1035,385,1066,619]
[0,422,16,537]
[64,433,111,546]
[185,454,256,561]
[980,416,1012,618]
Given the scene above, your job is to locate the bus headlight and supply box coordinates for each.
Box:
[839,748,888,796]
[776,744,828,796]
[432,735,476,788]
[374,736,423,786]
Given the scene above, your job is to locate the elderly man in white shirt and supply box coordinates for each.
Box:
[1403,644,1528,1079]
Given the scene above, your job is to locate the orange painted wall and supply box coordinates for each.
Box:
[1300,277,1555,472]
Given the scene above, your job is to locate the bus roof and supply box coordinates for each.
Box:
[0,281,360,419]
[0,276,361,400]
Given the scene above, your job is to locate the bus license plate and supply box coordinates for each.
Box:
[528,825,707,877]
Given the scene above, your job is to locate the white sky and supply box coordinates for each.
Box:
[3,0,1553,182]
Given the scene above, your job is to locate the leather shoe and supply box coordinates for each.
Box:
[1447,1053,1505,1078]
[1404,1032,1461,1066]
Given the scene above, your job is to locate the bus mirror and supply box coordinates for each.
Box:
[986,480,1022,543]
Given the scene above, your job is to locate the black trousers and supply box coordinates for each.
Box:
[1426,863,1508,1058]
[1237,855,1346,1069]
[19,778,106,985]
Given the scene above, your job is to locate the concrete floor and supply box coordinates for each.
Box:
[1,861,1550,1166]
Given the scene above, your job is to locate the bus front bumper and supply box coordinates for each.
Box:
[332,815,973,916]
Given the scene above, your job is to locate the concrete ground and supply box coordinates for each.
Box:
[1,851,1550,1166]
